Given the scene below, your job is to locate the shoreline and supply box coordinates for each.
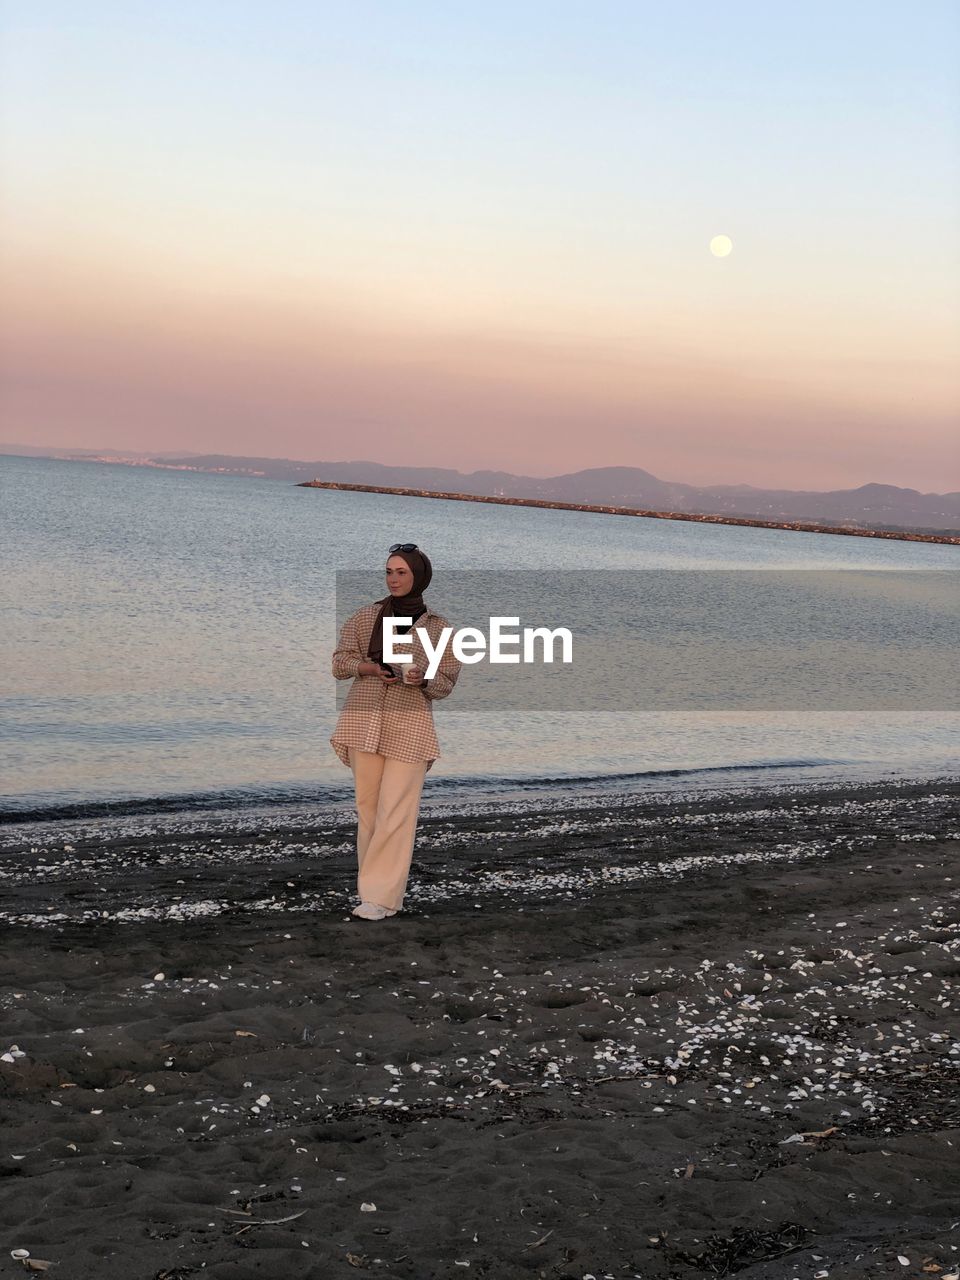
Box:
[2,775,959,1276]
[298,480,960,546]
[5,758,959,830]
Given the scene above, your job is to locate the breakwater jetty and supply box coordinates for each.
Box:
[297,481,960,545]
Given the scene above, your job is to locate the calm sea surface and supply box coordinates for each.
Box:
[2,453,958,821]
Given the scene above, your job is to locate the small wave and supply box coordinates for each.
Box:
[424,757,843,793]
[0,781,352,826]
[0,758,841,826]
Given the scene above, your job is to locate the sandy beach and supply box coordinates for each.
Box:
[2,776,959,1279]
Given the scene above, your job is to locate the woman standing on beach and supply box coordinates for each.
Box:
[331,544,461,920]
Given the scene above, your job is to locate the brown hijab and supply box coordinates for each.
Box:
[366,547,433,666]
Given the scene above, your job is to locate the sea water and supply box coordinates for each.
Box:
[2,453,958,820]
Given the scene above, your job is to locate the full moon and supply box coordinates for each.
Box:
[710,235,733,257]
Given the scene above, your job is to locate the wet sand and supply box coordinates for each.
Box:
[1,776,959,1279]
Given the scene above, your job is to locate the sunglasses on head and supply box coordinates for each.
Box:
[389,543,419,553]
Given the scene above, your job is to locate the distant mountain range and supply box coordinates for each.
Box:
[5,445,960,535]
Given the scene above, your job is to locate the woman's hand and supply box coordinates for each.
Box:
[405,665,425,686]
[359,661,397,681]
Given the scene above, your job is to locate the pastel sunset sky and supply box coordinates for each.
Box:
[1,1,958,489]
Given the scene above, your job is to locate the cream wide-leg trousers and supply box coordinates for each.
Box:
[348,749,428,912]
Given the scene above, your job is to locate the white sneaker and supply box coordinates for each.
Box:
[351,901,398,920]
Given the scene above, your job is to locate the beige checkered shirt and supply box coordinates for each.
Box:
[330,602,462,769]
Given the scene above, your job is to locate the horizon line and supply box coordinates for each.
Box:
[2,443,957,499]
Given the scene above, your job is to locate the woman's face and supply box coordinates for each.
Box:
[385,555,415,597]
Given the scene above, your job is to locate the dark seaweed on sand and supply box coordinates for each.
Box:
[673,1221,811,1275]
